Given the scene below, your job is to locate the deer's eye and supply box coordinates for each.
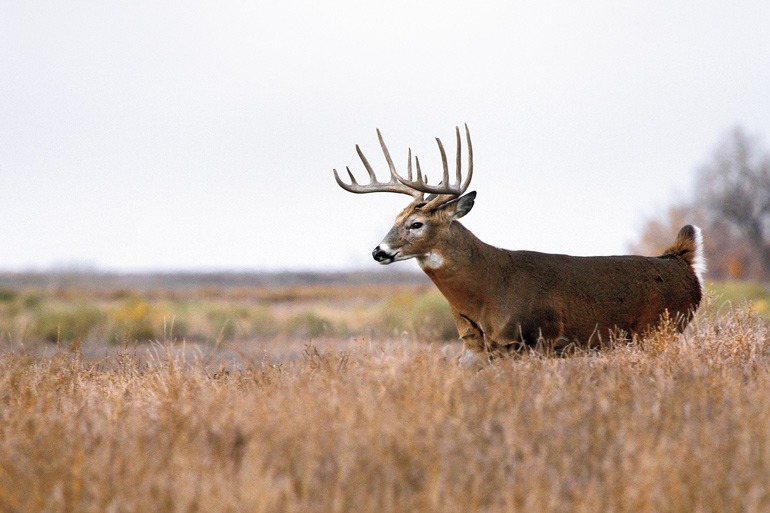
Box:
[410,222,423,230]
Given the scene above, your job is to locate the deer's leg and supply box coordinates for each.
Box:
[450,306,484,349]
[451,306,492,367]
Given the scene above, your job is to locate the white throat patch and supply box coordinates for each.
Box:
[418,252,444,269]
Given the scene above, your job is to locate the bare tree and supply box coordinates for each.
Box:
[696,127,770,274]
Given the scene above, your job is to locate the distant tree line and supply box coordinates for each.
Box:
[630,127,770,283]
[0,270,430,290]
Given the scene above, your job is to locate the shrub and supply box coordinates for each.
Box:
[161,316,190,341]
[288,310,332,338]
[110,298,158,343]
[31,302,106,343]
[207,309,238,340]
[0,288,17,302]
[23,294,42,309]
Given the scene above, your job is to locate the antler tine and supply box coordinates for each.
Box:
[332,130,424,199]
[435,137,450,189]
[376,129,400,184]
[345,166,358,185]
[455,126,462,186]
[407,148,413,181]
[355,144,378,183]
[333,167,356,192]
[462,123,473,192]
[393,125,474,198]
[415,155,424,184]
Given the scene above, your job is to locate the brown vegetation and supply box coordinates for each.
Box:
[1,288,769,512]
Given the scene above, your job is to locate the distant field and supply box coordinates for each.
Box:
[0,273,769,512]
[0,269,440,354]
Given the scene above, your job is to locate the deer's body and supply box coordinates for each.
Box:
[417,220,703,354]
[334,125,704,362]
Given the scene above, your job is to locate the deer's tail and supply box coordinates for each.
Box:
[662,225,706,290]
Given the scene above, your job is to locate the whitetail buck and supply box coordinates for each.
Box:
[334,125,705,363]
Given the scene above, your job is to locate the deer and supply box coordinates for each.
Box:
[334,125,706,365]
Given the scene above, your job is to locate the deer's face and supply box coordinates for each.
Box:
[372,192,475,266]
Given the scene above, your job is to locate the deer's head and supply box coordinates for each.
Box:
[334,125,475,268]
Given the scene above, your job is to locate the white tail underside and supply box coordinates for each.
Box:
[691,225,707,292]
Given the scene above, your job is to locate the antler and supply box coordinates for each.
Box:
[334,125,473,208]
[333,129,424,200]
[394,124,473,207]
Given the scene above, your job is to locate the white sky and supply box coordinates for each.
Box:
[1,1,769,272]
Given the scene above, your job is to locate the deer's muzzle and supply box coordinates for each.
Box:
[372,246,394,264]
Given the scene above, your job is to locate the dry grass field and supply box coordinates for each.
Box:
[1,276,770,512]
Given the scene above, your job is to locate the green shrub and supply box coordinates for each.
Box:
[288,311,331,338]
[207,309,238,340]
[0,288,17,303]
[32,302,106,343]
[23,294,42,309]
[161,316,190,341]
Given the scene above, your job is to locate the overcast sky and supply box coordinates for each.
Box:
[2,1,769,272]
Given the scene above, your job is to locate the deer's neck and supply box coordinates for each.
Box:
[418,222,496,311]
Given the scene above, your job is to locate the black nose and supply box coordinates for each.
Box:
[372,246,389,262]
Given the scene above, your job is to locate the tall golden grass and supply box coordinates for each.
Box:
[1,291,769,512]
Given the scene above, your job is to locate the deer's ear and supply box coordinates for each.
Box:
[440,191,476,220]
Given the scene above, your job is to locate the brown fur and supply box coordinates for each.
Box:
[430,223,701,352]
